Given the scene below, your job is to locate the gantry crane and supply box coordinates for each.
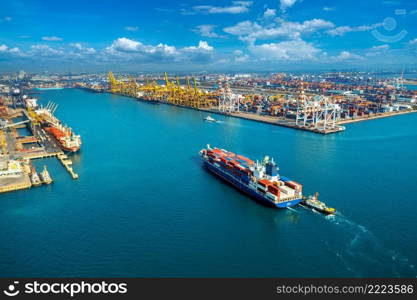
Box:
[107,71,218,109]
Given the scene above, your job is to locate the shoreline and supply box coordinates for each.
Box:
[104,89,416,134]
[338,109,417,124]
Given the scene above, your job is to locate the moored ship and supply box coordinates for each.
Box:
[44,123,81,152]
[199,145,303,208]
[33,102,82,153]
[39,165,53,184]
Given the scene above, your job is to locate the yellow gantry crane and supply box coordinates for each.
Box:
[107,71,218,109]
[108,71,123,93]
[0,130,7,155]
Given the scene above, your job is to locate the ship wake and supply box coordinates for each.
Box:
[325,213,416,277]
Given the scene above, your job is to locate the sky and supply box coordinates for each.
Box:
[0,0,416,72]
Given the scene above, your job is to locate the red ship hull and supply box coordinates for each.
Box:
[44,126,80,153]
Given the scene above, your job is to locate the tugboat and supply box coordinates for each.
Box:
[39,165,53,184]
[30,169,42,186]
[203,115,217,122]
[300,192,336,215]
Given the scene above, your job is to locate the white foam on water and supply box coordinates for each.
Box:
[325,213,416,277]
[286,207,298,213]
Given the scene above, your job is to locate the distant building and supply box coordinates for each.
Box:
[18,70,26,80]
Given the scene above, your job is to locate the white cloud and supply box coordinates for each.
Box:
[249,39,322,61]
[365,45,390,57]
[124,26,139,32]
[0,44,21,55]
[233,50,250,62]
[106,37,143,53]
[192,25,227,38]
[105,38,214,63]
[263,8,276,18]
[42,36,63,41]
[370,44,390,51]
[184,41,214,52]
[323,6,335,11]
[184,1,252,15]
[327,23,381,36]
[30,45,64,56]
[409,38,417,45]
[332,51,364,61]
[280,0,298,12]
[70,43,96,54]
[224,19,334,41]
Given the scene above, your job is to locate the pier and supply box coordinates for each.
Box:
[0,174,32,193]
[200,109,345,134]
[0,105,79,194]
[106,73,417,135]
[58,153,78,179]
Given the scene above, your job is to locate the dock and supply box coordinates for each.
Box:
[338,109,417,124]
[0,174,32,193]
[0,107,80,194]
[57,153,78,179]
[200,109,345,134]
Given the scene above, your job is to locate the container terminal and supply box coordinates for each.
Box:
[0,91,80,194]
[105,71,417,134]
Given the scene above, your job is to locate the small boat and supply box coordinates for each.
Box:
[203,115,217,122]
[300,192,336,215]
[30,171,42,186]
[39,165,53,184]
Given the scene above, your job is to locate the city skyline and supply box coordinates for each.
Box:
[0,0,416,72]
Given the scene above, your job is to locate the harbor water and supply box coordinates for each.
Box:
[0,88,416,277]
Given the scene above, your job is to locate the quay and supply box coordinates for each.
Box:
[58,153,78,179]
[199,109,344,134]
[0,103,80,194]
[114,91,417,134]
[106,72,417,135]
[338,109,417,124]
[0,174,32,194]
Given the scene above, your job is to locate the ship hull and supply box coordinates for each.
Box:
[300,202,336,215]
[61,146,80,153]
[203,160,302,208]
[44,128,80,153]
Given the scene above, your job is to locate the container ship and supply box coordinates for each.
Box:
[199,145,303,208]
[44,123,81,152]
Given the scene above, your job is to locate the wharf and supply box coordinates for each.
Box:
[338,109,417,124]
[110,92,343,134]
[0,175,32,194]
[159,98,415,134]
[22,150,78,179]
[0,105,80,194]
[200,109,344,134]
[57,153,78,179]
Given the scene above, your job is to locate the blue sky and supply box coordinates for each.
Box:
[0,0,416,72]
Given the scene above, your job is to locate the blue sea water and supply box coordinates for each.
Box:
[0,88,416,278]
[405,84,417,91]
